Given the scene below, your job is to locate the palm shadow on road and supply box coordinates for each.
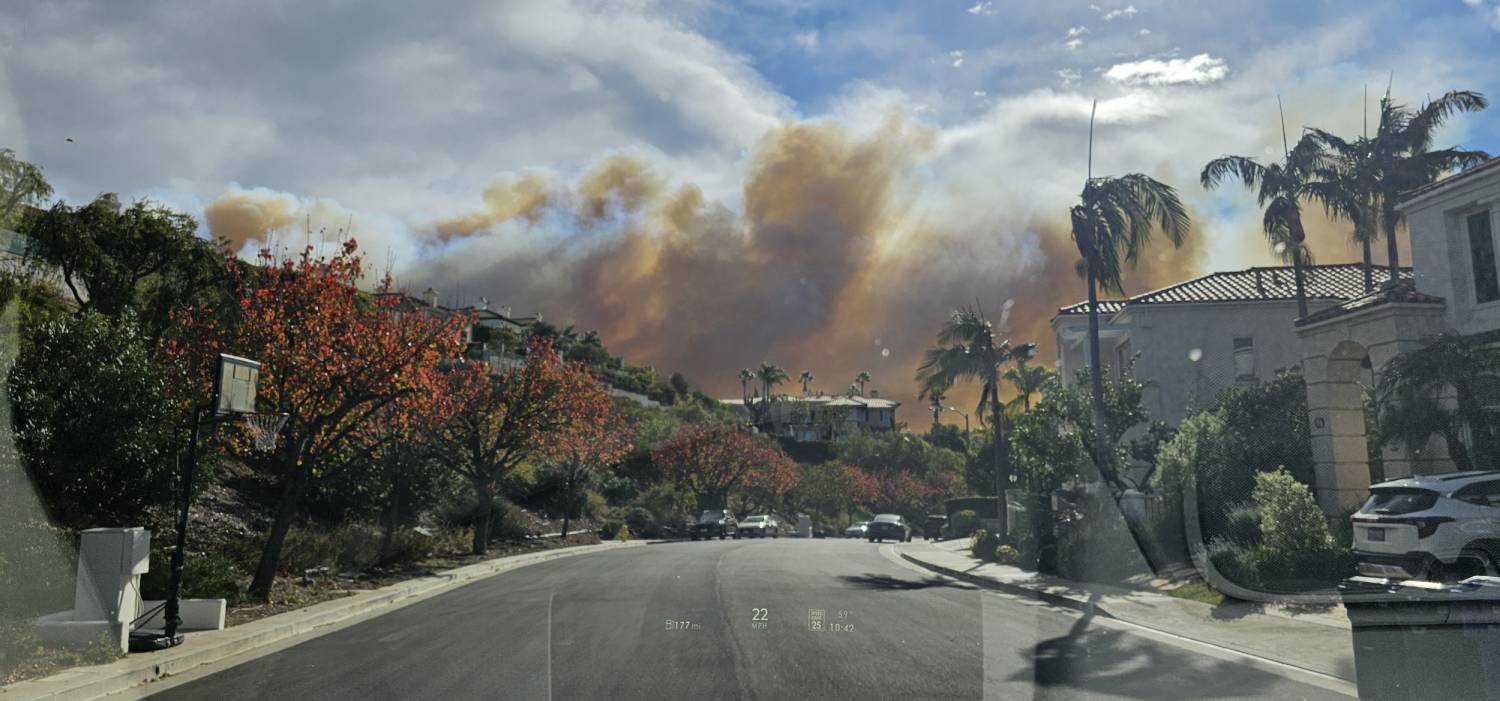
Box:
[1007,594,1296,699]
[837,573,973,591]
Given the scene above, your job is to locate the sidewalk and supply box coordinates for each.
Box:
[2,540,642,701]
[897,539,1357,682]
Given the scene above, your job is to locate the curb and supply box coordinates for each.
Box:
[898,551,1112,619]
[2,542,638,701]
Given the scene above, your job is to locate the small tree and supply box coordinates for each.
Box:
[653,424,789,508]
[432,340,605,554]
[1253,468,1332,554]
[10,310,176,529]
[553,399,633,538]
[162,241,468,600]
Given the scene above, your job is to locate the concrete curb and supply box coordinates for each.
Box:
[898,551,1112,618]
[2,542,638,701]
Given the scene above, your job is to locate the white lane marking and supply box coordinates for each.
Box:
[546,589,554,701]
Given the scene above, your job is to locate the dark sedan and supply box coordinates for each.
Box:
[690,509,738,540]
[866,513,911,543]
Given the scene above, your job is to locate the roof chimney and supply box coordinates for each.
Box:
[422,287,439,308]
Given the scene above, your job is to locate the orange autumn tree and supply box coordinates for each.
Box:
[551,400,632,538]
[162,241,468,601]
[432,339,605,554]
[653,424,797,510]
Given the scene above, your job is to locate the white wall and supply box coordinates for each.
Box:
[1404,171,1500,336]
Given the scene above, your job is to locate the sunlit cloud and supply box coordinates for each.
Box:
[1103,53,1228,85]
[966,1,997,17]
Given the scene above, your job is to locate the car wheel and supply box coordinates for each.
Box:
[1459,544,1500,578]
[867,537,875,543]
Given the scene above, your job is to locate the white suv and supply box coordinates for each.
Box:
[1352,471,1500,580]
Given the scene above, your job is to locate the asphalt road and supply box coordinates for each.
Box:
[145,538,1350,700]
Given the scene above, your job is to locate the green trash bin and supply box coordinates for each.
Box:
[1340,576,1500,700]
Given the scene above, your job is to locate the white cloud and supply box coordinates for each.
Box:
[1057,68,1082,86]
[1103,53,1229,86]
[1462,0,1482,7]
[794,30,819,50]
[1066,26,1090,39]
[973,90,987,97]
[965,1,996,16]
[1102,5,1138,20]
[1139,28,1151,35]
[950,50,965,68]
[1065,38,1084,50]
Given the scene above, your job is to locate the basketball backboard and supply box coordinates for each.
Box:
[215,354,261,415]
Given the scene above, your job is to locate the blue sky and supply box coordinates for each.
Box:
[2,0,1499,399]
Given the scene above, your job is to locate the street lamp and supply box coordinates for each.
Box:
[943,406,970,451]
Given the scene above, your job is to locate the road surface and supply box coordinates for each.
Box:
[144,538,1350,700]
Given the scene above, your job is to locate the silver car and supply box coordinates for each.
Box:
[843,521,869,538]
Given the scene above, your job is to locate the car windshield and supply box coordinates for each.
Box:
[1361,488,1441,515]
[8,3,1500,699]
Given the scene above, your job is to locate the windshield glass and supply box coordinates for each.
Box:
[6,3,1500,699]
[1361,488,1440,515]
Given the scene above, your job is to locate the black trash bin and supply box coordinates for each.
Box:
[1341,575,1500,700]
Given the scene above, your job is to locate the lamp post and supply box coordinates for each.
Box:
[944,406,971,451]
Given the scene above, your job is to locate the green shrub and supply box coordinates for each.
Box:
[950,509,979,538]
[141,550,246,606]
[276,524,384,574]
[969,528,1001,561]
[994,544,1019,565]
[1223,503,1262,546]
[622,507,658,538]
[1254,469,1332,553]
[600,519,626,539]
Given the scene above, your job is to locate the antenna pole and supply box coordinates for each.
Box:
[1277,95,1290,158]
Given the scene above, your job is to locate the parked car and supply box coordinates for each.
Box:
[844,521,870,538]
[690,509,738,541]
[737,515,780,538]
[1352,471,1500,580]
[923,514,947,541]
[866,513,911,543]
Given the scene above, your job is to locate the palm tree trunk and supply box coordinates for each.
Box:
[990,383,1010,536]
[1442,426,1474,473]
[1085,266,1112,484]
[1361,239,1374,292]
[1290,218,1309,319]
[1383,205,1400,285]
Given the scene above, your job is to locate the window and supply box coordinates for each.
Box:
[1454,481,1500,508]
[1468,210,1499,303]
[1232,336,1255,382]
[1115,339,1132,380]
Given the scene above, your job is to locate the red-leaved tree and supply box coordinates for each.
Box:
[653,424,794,510]
[161,242,469,601]
[432,339,605,553]
[548,388,631,538]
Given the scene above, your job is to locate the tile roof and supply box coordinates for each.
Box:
[1294,280,1445,327]
[1056,299,1127,316]
[1400,156,1500,204]
[1057,264,1409,316]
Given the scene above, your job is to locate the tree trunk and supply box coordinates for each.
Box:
[561,475,574,539]
[1290,218,1309,319]
[1085,266,1112,486]
[471,481,495,555]
[379,478,400,564]
[990,386,1010,536]
[248,459,311,602]
[1383,202,1401,285]
[1361,238,1374,293]
[1443,426,1474,473]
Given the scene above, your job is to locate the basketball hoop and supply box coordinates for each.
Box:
[243,413,289,452]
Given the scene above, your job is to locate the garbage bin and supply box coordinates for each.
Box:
[1340,575,1500,700]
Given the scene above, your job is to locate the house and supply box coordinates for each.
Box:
[1296,157,1500,513]
[1052,264,1406,425]
[376,289,537,372]
[720,392,901,441]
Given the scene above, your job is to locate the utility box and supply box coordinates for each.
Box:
[796,514,812,538]
[1340,576,1500,700]
[34,528,151,653]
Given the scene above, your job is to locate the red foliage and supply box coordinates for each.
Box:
[653,424,796,506]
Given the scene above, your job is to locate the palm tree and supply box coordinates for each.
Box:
[1312,89,1489,289]
[854,371,872,397]
[1201,131,1333,319]
[738,368,754,403]
[916,305,1036,521]
[1002,361,1051,418]
[1070,173,1190,481]
[1376,333,1500,472]
[756,362,789,405]
[799,370,815,395]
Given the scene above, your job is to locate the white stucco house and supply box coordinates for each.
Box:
[720,393,900,441]
[1052,263,1405,425]
[1296,157,1500,513]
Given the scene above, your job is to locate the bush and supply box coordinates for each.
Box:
[950,509,980,538]
[994,544,1019,565]
[600,519,626,539]
[969,528,1001,560]
[141,549,246,606]
[622,507,658,538]
[1223,503,1262,547]
[277,524,384,574]
[1209,539,1265,590]
[1254,469,1332,554]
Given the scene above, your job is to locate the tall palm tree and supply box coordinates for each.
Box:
[738,368,754,403]
[1201,131,1333,319]
[854,371,872,397]
[799,370,815,395]
[1312,89,1489,289]
[756,362,789,405]
[916,305,1036,519]
[1002,360,1052,418]
[1070,173,1190,480]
